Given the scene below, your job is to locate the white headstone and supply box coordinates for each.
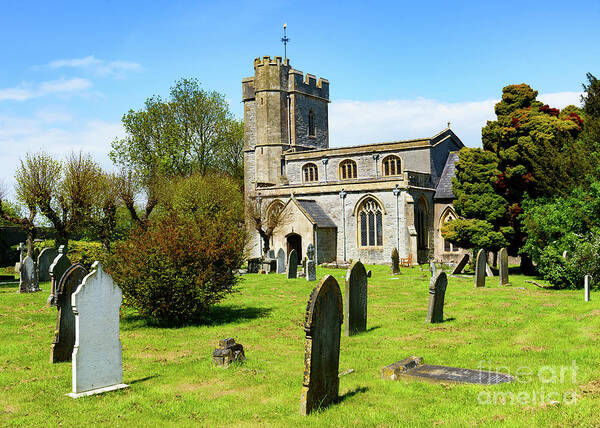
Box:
[67,262,128,398]
[276,248,286,274]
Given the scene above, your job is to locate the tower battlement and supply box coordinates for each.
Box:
[253,55,290,68]
[289,69,329,100]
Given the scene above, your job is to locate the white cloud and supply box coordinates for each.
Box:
[46,55,142,78]
[0,78,93,102]
[330,92,583,148]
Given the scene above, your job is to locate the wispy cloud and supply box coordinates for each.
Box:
[330,92,583,149]
[0,78,92,102]
[46,55,142,78]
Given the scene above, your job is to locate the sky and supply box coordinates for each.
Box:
[1,0,599,198]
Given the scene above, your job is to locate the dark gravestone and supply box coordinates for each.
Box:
[426,271,447,323]
[451,254,469,275]
[247,258,261,274]
[499,248,510,286]
[268,249,275,259]
[212,338,245,367]
[47,245,71,306]
[474,249,486,288]
[50,263,88,363]
[344,261,367,336]
[276,248,286,274]
[287,249,298,279]
[19,255,38,293]
[306,244,316,281]
[37,247,58,283]
[391,247,400,274]
[300,275,343,415]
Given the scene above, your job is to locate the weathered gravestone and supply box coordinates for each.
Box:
[276,248,286,274]
[426,271,447,323]
[300,275,343,415]
[37,247,58,283]
[68,262,128,398]
[474,249,486,288]
[344,261,368,336]
[212,338,245,367]
[50,264,88,363]
[306,244,316,281]
[19,255,39,293]
[18,242,25,264]
[287,249,298,279]
[268,249,275,259]
[485,262,494,277]
[391,247,400,274]
[451,254,469,275]
[429,260,437,277]
[47,246,71,306]
[585,275,591,302]
[499,247,510,286]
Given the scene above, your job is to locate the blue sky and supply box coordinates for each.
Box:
[1,0,599,195]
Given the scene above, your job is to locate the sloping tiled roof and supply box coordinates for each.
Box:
[296,199,337,228]
[434,152,459,200]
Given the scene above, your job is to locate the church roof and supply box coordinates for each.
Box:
[434,152,459,200]
[296,199,337,228]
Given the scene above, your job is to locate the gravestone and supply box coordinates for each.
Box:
[344,261,368,336]
[306,244,316,281]
[499,248,510,286]
[287,249,298,279]
[485,262,494,277]
[391,248,400,274]
[47,246,71,306]
[426,271,447,323]
[276,248,286,274]
[50,264,88,363]
[68,262,128,398]
[474,249,486,288]
[18,242,25,264]
[585,275,591,302]
[212,338,245,367]
[429,260,436,276]
[268,249,275,259]
[451,254,469,275]
[300,275,343,415]
[19,255,38,293]
[37,247,58,283]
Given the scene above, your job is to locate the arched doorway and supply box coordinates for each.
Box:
[287,233,302,261]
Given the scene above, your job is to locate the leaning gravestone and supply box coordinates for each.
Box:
[19,255,38,293]
[68,262,128,398]
[499,248,510,286]
[344,261,368,336]
[306,244,316,281]
[37,247,58,283]
[276,248,286,274]
[287,249,298,279]
[485,262,494,277]
[300,275,343,415]
[427,271,448,323]
[451,254,469,275]
[474,249,486,288]
[47,246,71,306]
[50,264,88,363]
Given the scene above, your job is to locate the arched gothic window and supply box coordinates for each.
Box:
[382,155,402,176]
[302,163,318,182]
[441,209,459,252]
[339,159,357,180]
[308,109,316,136]
[358,198,383,247]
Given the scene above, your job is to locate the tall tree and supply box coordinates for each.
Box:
[581,72,600,153]
[0,181,38,256]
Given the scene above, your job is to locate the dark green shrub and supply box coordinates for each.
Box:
[107,174,246,325]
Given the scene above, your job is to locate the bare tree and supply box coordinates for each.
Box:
[0,180,37,256]
[246,198,290,256]
[116,168,164,227]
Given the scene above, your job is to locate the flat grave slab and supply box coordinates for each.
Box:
[382,356,513,385]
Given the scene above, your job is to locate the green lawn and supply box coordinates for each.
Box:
[1,265,600,427]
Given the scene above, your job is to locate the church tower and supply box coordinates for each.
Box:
[242,56,329,191]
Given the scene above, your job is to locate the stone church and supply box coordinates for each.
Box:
[243,55,466,265]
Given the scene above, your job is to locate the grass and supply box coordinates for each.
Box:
[1,265,600,427]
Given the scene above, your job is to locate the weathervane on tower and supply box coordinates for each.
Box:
[281,23,290,60]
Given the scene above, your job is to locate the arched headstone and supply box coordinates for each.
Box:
[306,244,316,281]
[287,249,298,279]
[38,248,58,283]
[300,275,343,415]
[68,262,128,398]
[47,245,71,306]
[427,271,448,323]
[276,248,286,274]
[19,255,38,293]
[50,263,88,363]
[474,249,486,288]
[344,261,367,336]
[499,248,510,286]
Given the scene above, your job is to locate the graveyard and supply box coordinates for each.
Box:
[1,264,600,426]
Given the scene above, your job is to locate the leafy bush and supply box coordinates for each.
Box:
[107,174,246,325]
[32,239,106,270]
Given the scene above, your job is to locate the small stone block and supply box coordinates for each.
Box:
[219,338,236,348]
[381,356,424,380]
